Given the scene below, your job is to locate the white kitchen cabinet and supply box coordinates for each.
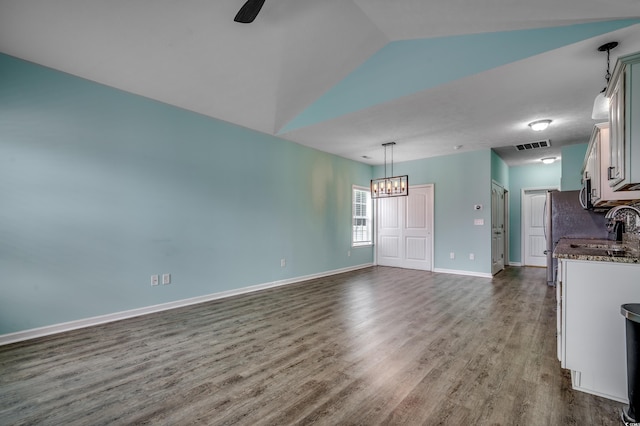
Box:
[559,258,640,403]
[607,51,640,191]
[584,123,640,207]
[583,128,600,204]
[556,259,563,363]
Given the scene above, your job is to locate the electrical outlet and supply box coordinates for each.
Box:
[347,250,351,257]
[469,253,475,260]
[162,273,171,285]
[281,258,286,268]
[450,252,455,259]
[151,275,159,286]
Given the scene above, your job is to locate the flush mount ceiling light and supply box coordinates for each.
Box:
[370,142,408,199]
[541,157,557,164]
[528,119,552,131]
[592,41,618,120]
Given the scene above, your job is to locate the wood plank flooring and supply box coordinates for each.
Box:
[0,266,626,425]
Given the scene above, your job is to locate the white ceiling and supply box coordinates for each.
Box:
[1,0,640,166]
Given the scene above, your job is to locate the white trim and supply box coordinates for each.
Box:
[433,268,493,278]
[0,263,373,346]
[492,180,510,268]
[352,185,373,247]
[509,261,523,267]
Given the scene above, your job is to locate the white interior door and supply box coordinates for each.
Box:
[491,183,506,275]
[523,190,548,267]
[377,197,403,268]
[376,185,433,271]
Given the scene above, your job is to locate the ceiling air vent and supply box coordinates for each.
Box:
[515,140,551,151]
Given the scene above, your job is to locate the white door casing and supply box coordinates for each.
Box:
[491,183,506,275]
[523,189,548,267]
[376,185,433,271]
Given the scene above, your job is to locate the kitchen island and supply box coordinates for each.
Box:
[554,237,640,403]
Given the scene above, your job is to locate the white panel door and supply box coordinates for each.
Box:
[491,183,506,275]
[377,197,403,267]
[403,186,432,271]
[377,185,433,271]
[523,190,547,267]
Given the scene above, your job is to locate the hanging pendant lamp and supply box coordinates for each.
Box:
[370,142,409,199]
[591,41,618,120]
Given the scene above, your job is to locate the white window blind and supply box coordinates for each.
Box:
[352,186,372,246]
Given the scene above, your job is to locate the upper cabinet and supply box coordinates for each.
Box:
[585,122,640,207]
[583,125,601,204]
[606,51,640,191]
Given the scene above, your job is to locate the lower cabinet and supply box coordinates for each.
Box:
[559,259,640,403]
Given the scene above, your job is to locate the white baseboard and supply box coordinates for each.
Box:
[432,268,493,278]
[509,261,523,267]
[0,263,373,346]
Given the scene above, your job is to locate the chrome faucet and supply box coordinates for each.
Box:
[605,205,640,241]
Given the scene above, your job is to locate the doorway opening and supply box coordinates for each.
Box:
[521,188,555,267]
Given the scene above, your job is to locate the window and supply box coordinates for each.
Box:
[352,186,372,246]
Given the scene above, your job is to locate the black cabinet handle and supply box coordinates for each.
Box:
[608,166,615,180]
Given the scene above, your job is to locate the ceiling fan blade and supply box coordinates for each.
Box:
[234,0,266,23]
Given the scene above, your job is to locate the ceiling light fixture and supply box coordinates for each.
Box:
[591,41,618,120]
[370,142,408,199]
[528,119,552,131]
[541,157,557,164]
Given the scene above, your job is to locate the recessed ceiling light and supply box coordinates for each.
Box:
[453,145,463,150]
[541,157,557,164]
[528,119,552,131]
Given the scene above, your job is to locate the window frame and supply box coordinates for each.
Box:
[352,185,373,247]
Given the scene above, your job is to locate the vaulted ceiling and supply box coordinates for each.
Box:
[1,0,640,165]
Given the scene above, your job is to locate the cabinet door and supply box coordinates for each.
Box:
[589,138,601,203]
[557,260,563,363]
[563,260,632,402]
[608,69,625,187]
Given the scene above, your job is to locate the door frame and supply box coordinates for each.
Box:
[373,183,434,270]
[520,186,558,267]
[491,181,508,274]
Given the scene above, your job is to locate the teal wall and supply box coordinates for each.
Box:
[491,150,509,188]
[0,54,373,335]
[375,150,493,275]
[508,162,561,263]
[561,143,588,190]
[0,51,595,336]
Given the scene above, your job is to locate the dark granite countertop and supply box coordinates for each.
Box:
[553,237,640,264]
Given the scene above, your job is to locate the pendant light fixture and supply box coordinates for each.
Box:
[591,41,618,120]
[370,142,409,199]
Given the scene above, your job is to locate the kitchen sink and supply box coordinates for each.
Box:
[569,243,623,250]
[606,248,627,257]
[569,243,627,257]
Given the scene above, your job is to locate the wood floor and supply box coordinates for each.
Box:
[0,266,625,425]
